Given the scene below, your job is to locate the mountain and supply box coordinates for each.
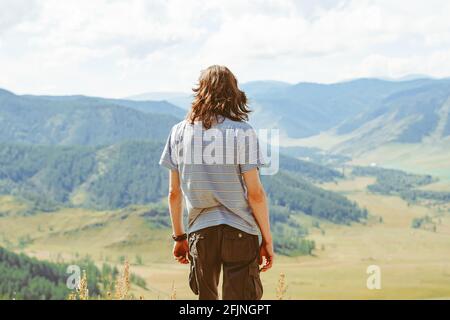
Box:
[262,171,367,224]
[126,91,193,110]
[26,93,186,117]
[328,80,450,155]
[382,74,434,82]
[123,78,442,139]
[0,89,182,146]
[241,80,292,96]
[102,78,450,143]
[0,141,168,211]
[242,78,438,138]
[0,85,374,259]
[278,154,343,182]
[0,142,364,226]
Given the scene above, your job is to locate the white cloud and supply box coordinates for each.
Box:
[1,0,450,97]
[0,0,40,33]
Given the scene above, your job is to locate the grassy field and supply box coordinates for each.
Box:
[349,143,450,182]
[314,177,450,299]
[1,173,450,300]
[285,132,450,182]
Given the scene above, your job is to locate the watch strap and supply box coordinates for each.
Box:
[172,233,187,242]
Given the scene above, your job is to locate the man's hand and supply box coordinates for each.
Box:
[259,241,274,272]
[173,239,189,264]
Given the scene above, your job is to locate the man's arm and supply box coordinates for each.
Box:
[168,170,189,264]
[242,168,274,271]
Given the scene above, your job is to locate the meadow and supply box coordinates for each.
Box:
[1,172,449,299]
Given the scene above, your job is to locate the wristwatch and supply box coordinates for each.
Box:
[172,233,187,242]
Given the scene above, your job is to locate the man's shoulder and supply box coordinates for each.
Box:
[170,120,188,133]
[220,118,254,131]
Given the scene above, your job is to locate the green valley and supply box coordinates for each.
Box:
[1,77,450,299]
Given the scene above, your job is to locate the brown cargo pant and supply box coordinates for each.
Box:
[188,224,263,300]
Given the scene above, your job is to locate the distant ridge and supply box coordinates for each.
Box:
[126,91,193,110]
[377,74,434,82]
[0,88,182,145]
[329,80,450,154]
[122,78,450,140]
[3,76,450,148]
[0,88,14,96]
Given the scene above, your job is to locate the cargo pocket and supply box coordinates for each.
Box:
[188,233,200,295]
[246,263,263,300]
[222,228,256,263]
[189,261,199,295]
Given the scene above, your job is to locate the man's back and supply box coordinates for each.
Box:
[160,117,264,236]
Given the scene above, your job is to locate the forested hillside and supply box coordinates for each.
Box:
[0,142,357,219]
[0,247,100,300]
[278,154,343,182]
[0,142,168,211]
[262,171,367,224]
[352,166,450,204]
[0,89,181,145]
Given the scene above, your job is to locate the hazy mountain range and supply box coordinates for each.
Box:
[1,77,448,259]
[243,78,450,138]
[126,78,450,146]
[0,85,366,230]
[3,75,450,156]
[3,76,450,154]
[126,91,193,110]
[0,88,183,145]
[331,80,450,154]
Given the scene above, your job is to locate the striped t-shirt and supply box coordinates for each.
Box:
[159,117,266,236]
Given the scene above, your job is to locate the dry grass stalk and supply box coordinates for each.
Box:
[66,261,147,300]
[114,260,130,300]
[170,281,176,300]
[276,272,287,300]
[78,270,89,300]
[67,292,77,300]
[68,270,89,300]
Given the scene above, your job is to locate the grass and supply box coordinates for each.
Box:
[276,273,287,300]
[68,260,143,300]
[286,130,450,182]
[350,142,450,182]
[0,195,29,215]
[1,172,450,299]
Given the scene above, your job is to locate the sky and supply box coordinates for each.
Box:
[1,0,450,98]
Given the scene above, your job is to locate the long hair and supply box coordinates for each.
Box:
[187,65,251,129]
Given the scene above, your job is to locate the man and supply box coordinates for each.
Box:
[159,65,274,300]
